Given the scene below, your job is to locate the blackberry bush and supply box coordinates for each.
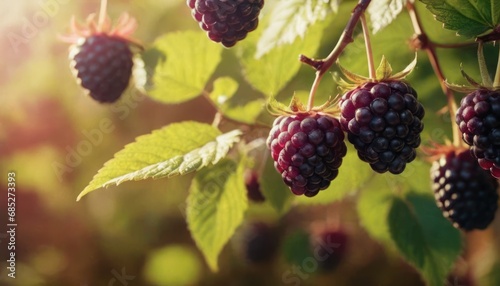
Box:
[187,0,264,47]
[431,148,499,231]
[266,112,347,197]
[338,57,424,174]
[244,169,266,203]
[62,12,140,103]
[456,89,500,178]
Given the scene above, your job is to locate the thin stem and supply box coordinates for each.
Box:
[407,1,462,147]
[494,41,500,87]
[478,41,493,87]
[98,0,108,31]
[360,13,376,80]
[302,0,372,111]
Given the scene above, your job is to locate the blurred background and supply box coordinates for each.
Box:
[1,0,500,285]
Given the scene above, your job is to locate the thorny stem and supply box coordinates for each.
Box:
[360,13,376,80]
[302,0,372,111]
[406,1,462,148]
[477,41,493,87]
[98,0,108,32]
[494,42,500,88]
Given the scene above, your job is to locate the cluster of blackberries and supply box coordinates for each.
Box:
[187,0,264,47]
[266,80,424,197]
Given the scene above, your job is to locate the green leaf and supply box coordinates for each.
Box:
[420,0,498,38]
[296,148,373,205]
[148,31,223,103]
[78,122,242,200]
[375,56,393,80]
[356,175,396,247]
[209,77,265,124]
[187,159,248,271]
[256,0,338,58]
[259,154,294,214]
[238,17,328,97]
[367,0,408,33]
[388,193,462,286]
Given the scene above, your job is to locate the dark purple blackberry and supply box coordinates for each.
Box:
[312,229,348,272]
[72,35,133,103]
[456,89,500,178]
[266,113,347,197]
[339,81,424,174]
[244,169,265,203]
[431,149,499,231]
[187,0,264,47]
[239,222,279,264]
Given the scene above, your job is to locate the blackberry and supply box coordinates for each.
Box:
[238,222,279,264]
[244,169,265,203]
[71,35,134,103]
[187,0,264,47]
[339,80,424,174]
[266,113,347,197]
[456,89,500,178]
[431,149,499,231]
[312,230,348,272]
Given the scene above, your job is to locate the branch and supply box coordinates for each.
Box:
[406,1,462,148]
[301,0,372,111]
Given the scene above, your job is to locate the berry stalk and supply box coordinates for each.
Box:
[494,41,500,88]
[360,13,376,80]
[477,41,493,87]
[406,1,462,147]
[98,0,108,32]
[301,0,372,111]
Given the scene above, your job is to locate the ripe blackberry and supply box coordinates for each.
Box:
[71,35,133,103]
[339,80,424,174]
[244,169,265,203]
[266,113,347,197]
[62,10,140,103]
[456,89,500,178]
[187,0,264,47]
[431,149,499,231]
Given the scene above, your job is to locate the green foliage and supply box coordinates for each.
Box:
[187,159,248,271]
[78,122,241,200]
[421,0,500,38]
[388,193,462,286]
[367,0,408,33]
[238,18,328,97]
[209,77,264,124]
[148,31,223,103]
[256,0,338,57]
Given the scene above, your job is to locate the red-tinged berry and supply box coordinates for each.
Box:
[244,169,265,203]
[187,0,264,47]
[339,80,424,174]
[431,149,499,231]
[266,113,347,197]
[456,89,500,178]
[311,229,348,272]
[62,8,141,103]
